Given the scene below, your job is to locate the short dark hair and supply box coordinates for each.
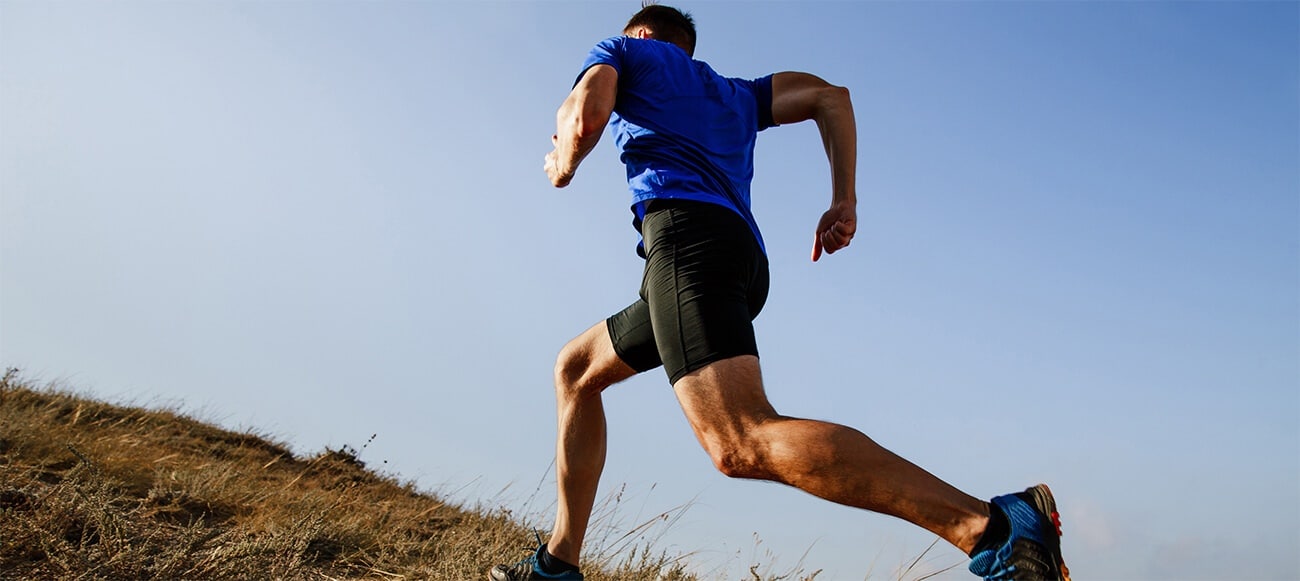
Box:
[624,3,696,56]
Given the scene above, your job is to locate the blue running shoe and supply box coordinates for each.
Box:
[968,484,1071,581]
[488,532,584,581]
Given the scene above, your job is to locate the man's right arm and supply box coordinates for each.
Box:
[770,72,858,262]
[545,64,618,188]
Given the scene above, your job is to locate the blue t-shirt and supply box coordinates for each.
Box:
[578,36,776,255]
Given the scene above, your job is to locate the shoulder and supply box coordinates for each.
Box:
[586,36,681,69]
[589,37,688,83]
[585,36,632,63]
[587,35,629,61]
[593,35,627,52]
[581,36,630,80]
[621,37,695,65]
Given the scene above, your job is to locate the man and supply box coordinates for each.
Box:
[491,5,1070,580]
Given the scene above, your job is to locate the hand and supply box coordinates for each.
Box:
[544,150,571,188]
[544,134,574,188]
[812,201,857,262]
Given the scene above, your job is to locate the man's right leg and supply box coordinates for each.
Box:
[491,309,656,581]
[547,321,638,567]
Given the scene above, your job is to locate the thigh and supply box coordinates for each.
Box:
[641,201,770,384]
[606,299,663,374]
[672,355,777,442]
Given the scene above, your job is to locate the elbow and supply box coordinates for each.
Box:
[576,103,612,141]
[811,84,852,124]
[575,114,606,141]
[819,84,851,111]
[559,110,606,144]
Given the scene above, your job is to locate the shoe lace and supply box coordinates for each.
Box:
[973,538,1060,581]
[985,565,1017,581]
[994,541,1057,580]
[501,530,546,574]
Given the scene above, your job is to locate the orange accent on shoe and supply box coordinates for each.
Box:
[1052,510,1070,581]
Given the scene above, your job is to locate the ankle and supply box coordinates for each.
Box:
[544,540,579,567]
[539,543,580,575]
[968,503,1008,556]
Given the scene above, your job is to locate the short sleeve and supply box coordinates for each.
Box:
[577,36,625,87]
[752,74,776,130]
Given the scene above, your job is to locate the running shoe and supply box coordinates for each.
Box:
[968,484,1071,581]
[488,533,584,581]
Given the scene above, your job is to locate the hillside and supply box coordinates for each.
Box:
[0,371,703,580]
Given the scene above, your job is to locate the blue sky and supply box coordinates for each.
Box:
[2,1,1296,579]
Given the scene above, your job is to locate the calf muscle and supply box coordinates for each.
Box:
[672,356,990,553]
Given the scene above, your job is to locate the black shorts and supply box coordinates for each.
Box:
[606,199,770,385]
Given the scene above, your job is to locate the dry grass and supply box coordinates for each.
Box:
[1,368,951,581]
[0,370,715,580]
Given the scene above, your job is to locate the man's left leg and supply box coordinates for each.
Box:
[637,200,1067,579]
[672,355,1071,580]
[635,200,991,553]
[670,354,992,553]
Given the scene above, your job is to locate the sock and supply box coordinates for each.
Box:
[537,543,579,575]
[970,503,1009,556]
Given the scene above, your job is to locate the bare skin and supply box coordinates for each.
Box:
[546,322,637,564]
[672,356,990,553]
[542,27,992,568]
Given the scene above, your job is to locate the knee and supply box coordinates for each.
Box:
[554,340,600,400]
[702,436,770,481]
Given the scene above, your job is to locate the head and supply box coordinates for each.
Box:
[623,3,697,57]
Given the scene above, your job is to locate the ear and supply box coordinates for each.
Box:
[628,26,653,40]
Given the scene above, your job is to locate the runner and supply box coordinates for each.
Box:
[491,5,1069,580]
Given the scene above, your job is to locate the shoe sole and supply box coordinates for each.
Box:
[1023,484,1072,581]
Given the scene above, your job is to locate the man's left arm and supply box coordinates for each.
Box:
[769,71,858,262]
[545,64,618,188]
